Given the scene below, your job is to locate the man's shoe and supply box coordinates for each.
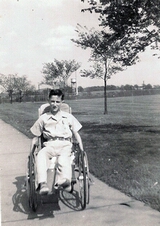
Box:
[61,180,72,192]
[54,179,71,192]
[65,184,72,193]
[39,182,49,195]
[60,179,70,189]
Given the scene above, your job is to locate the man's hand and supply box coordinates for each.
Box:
[73,130,84,152]
[30,137,40,154]
[31,137,39,148]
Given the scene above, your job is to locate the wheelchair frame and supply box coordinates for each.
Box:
[27,139,90,211]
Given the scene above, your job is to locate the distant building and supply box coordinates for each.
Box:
[38,84,53,90]
[137,86,144,90]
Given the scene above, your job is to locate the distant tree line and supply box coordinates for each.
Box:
[81,84,160,92]
[1,82,160,103]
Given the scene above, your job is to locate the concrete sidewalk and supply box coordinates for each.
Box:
[0,119,160,226]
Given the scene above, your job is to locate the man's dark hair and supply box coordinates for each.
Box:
[49,89,64,100]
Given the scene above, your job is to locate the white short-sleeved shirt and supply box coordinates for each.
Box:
[30,110,82,139]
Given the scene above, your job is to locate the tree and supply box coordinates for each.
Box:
[72,0,160,113]
[81,0,160,56]
[124,84,133,90]
[15,75,36,102]
[153,85,160,89]
[108,85,117,90]
[78,86,84,92]
[0,74,35,103]
[72,26,135,114]
[134,84,139,90]
[41,59,81,88]
[144,83,152,89]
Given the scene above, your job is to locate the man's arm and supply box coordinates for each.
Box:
[72,130,84,151]
[30,116,43,153]
[31,136,39,147]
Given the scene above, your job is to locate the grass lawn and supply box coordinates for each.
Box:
[0,94,160,211]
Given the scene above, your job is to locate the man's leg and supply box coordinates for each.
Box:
[58,154,72,181]
[36,146,54,194]
[56,143,72,190]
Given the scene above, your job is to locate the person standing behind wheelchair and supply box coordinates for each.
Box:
[30,89,84,195]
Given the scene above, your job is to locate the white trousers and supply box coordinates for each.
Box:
[36,140,72,184]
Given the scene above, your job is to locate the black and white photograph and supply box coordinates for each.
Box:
[0,0,160,225]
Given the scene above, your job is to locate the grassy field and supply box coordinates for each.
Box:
[0,94,160,211]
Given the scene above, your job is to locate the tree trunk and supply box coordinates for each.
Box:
[104,59,108,114]
[10,94,13,104]
[9,90,13,104]
[104,78,107,114]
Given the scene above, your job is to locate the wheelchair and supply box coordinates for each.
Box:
[26,103,90,211]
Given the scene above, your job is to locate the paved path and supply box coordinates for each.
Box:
[0,119,160,226]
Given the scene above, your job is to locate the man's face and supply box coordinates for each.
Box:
[49,95,62,114]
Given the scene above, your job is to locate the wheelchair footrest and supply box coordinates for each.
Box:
[41,193,59,204]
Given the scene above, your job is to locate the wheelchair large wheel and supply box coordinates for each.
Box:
[84,152,90,205]
[77,150,88,210]
[28,153,38,212]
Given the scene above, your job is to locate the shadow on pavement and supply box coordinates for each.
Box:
[59,189,83,211]
[12,176,60,219]
[12,176,30,214]
[12,176,84,219]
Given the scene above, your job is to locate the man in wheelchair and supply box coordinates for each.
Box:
[30,89,84,195]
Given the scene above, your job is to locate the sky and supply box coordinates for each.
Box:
[0,0,160,89]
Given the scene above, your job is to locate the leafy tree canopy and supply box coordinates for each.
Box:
[0,73,35,92]
[73,0,160,113]
[41,59,81,88]
[81,0,160,53]
[0,73,35,103]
